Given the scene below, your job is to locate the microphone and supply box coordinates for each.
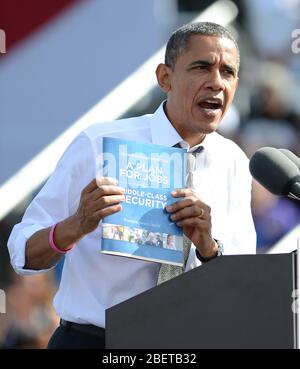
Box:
[279,148,300,171]
[249,147,300,201]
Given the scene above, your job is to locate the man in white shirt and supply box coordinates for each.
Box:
[7,22,256,349]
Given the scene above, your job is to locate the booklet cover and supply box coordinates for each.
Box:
[100,137,186,266]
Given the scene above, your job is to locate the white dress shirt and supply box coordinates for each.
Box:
[7,102,256,328]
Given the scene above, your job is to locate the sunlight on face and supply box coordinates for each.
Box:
[164,35,239,145]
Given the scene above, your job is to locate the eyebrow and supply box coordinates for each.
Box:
[188,60,237,75]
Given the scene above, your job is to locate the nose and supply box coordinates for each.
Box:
[205,69,225,91]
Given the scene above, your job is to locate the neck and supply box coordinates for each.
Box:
[163,102,206,148]
[172,123,206,147]
[182,133,206,148]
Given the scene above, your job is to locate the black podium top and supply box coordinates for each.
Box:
[106,253,297,349]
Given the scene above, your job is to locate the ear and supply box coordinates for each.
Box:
[155,63,172,93]
[235,76,239,89]
[232,76,239,98]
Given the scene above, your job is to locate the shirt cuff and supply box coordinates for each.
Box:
[184,244,202,271]
[11,224,56,275]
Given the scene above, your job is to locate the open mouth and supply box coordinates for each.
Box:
[198,98,223,110]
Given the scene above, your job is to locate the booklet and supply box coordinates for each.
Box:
[100,137,186,266]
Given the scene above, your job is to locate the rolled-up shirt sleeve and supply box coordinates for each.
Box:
[8,223,50,275]
[7,133,94,275]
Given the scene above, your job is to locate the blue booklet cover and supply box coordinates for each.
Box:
[100,137,186,266]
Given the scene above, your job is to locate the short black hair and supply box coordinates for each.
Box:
[165,22,240,70]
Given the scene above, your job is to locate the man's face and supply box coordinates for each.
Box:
[158,35,239,143]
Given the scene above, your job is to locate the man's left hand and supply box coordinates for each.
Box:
[166,188,218,259]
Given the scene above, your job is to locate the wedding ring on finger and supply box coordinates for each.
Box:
[197,208,205,219]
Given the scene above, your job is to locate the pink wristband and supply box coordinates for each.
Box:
[49,224,75,254]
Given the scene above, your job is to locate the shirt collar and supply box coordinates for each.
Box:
[150,101,217,156]
[150,101,182,147]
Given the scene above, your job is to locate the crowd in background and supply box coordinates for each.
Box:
[0,0,299,348]
[221,0,300,253]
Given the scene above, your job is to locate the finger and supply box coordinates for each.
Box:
[92,185,125,200]
[170,205,206,222]
[84,177,118,194]
[91,194,125,212]
[96,204,123,220]
[171,188,195,198]
[166,197,202,213]
[96,176,118,188]
[84,178,99,193]
[176,217,210,229]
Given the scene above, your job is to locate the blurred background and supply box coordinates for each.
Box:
[0,0,299,348]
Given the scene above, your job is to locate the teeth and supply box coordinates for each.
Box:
[205,100,219,104]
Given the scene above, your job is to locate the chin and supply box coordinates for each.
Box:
[203,127,218,134]
[196,121,219,134]
[193,113,222,132]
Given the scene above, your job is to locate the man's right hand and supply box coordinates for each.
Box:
[25,177,125,270]
[73,177,125,237]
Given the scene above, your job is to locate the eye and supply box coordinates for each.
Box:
[223,69,235,77]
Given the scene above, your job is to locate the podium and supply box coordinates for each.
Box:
[106,253,298,349]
